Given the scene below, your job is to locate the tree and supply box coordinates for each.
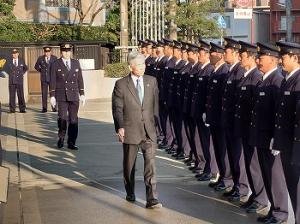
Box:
[166,0,223,41]
[0,0,15,18]
[76,0,114,25]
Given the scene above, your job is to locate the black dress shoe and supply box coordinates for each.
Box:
[20,110,26,113]
[265,217,285,224]
[67,144,78,150]
[57,138,64,148]
[227,191,241,202]
[126,195,136,202]
[52,108,57,112]
[214,182,227,192]
[145,199,162,209]
[208,180,220,188]
[197,173,212,181]
[240,199,254,209]
[8,110,15,113]
[184,158,192,164]
[42,108,47,113]
[257,214,272,223]
[223,188,236,197]
[246,201,268,213]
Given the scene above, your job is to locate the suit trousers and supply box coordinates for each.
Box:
[210,126,232,187]
[9,84,26,112]
[257,148,288,221]
[123,139,158,202]
[225,128,248,195]
[242,137,268,206]
[281,150,300,224]
[41,81,51,110]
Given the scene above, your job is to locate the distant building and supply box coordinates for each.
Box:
[270,0,300,42]
[13,0,106,26]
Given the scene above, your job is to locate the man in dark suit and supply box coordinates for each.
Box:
[250,43,288,224]
[49,43,85,150]
[206,43,232,192]
[112,51,162,209]
[222,38,248,201]
[191,39,217,181]
[273,41,300,224]
[4,49,28,113]
[235,41,268,213]
[35,46,58,112]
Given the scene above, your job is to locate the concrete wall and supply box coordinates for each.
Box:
[0,70,118,104]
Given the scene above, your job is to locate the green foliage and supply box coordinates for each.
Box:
[104,62,129,78]
[0,0,15,18]
[166,0,223,41]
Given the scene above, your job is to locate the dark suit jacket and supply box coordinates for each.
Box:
[4,57,28,85]
[273,69,300,165]
[221,63,245,129]
[35,55,57,82]
[190,63,214,118]
[145,55,156,77]
[49,58,84,102]
[234,67,262,138]
[112,74,159,144]
[206,63,229,127]
[161,57,177,102]
[249,69,283,149]
[154,55,168,94]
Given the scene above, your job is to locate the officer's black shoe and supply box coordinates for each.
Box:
[257,214,272,223]
[197,173,212,181]
[240,199,254,209]
[246,201,268,213]
[227,191,241,202]
[208,180,220,188]
[52,108,57,112]
[265,217,285,224]
[57,138,64,148]
[8,110,15,113]
[67,144,78,150]
[223,188,236,197]
[20,110,26,113]
[184,158,192,164]
[126,194,136,202]
[145,199,162,209]
[42,108,47,113]
[214,182,227,192]
[176,152,185,160]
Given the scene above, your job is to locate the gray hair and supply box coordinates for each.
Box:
[127,51,145,65]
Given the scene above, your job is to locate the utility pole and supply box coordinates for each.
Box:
[286,0,292,41]
[120,0,129,62]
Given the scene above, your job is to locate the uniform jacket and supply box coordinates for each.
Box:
[273,69,300,165]
[206,63,229,126]
[160,57,177,102]
[175,62,192,110]
[145,55,156,77]
[4,57,28,85]
[221,63,245,129]
[234,67,262,138]
[112,74,159,144]
[34,55,57,82]
[190,63,214,119]
[154,55,168,93]
[249,69,283,149]
[49,58,84,102]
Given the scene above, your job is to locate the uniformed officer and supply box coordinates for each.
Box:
[144,40,156,77]
[250,42,288,224]
[206,42,232,192]
[235,41,268,213]
[4,49,28,113]
[35,46,58,112]
[191,39,217,181]
[49,43,85,150]
[222,37,248,201]
[273,41,300,224]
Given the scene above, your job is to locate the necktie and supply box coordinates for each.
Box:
[46,57,49,64]
[14,59,17,66]
[65,60,70,71]
[136,78,143,104]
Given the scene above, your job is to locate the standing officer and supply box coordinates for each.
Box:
[235,41,268,213]
[4,49,28,113]
[222,38,248,201]
[250,43,288,224]
[144,40,156,77]
[273,41,300,224]
[206,43,232,192]
[191,39,217,181]
[49,43,85,150]
[35,46,58,112]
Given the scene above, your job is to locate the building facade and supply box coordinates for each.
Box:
[270,0,300,42]
[13,0,106,26]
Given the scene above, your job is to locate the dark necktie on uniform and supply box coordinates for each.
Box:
[13,59,17,66]
[136,78,143,104]
[65,60,70,71]
[46,57,49,64]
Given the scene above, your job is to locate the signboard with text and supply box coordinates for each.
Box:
[234,8,253,19]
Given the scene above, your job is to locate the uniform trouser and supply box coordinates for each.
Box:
[173,108,184,154]
[281,150,300,224]
[188,117,205,169]
[225,128,248,195]
[257,148,288,221]
[123,139,158,202]
[41,81,49,110]
[242,137,268,206]
[9,84,26,112]
[57,101,79,145]
[166,114,175,146]
[159,101,168,141]
[210,126,232,186]
[183,115,194,159]
[196,118,217,175]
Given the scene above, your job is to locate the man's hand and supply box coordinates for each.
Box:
[117,128,125,143]
[80,95,86,107]
[271,149,280,156]
[50,97,56,108]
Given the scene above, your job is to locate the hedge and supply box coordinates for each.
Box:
[104,62,129,78]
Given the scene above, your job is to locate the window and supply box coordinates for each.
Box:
[280,16,286,31]
[224,16,231,29]
[46,0,79,8]
[277,0,286,7]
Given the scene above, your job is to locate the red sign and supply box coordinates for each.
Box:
[235,0,250,8]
